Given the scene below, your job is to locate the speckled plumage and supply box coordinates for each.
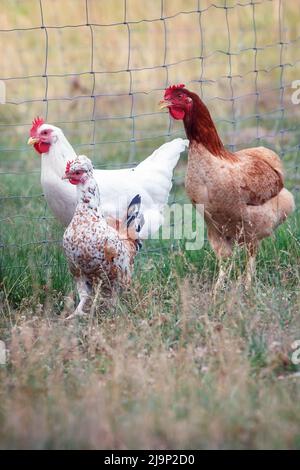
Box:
[63,156,142,317]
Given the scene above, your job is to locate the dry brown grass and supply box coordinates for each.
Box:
[0,269,300,449]
[1,0,300,158]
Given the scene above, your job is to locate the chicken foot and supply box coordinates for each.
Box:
[65,276,92,320]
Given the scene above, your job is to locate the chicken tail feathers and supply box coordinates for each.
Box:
[119,194,144,249]
[126,194,141,228]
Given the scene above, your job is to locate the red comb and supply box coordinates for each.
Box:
[164,83,185,97]
[65,160,74,174]
[30,116,45,137]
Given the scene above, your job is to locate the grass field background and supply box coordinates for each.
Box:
[0,0,300,449]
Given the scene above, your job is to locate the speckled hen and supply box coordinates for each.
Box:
[63,156,143,318]
[160,84,295,287]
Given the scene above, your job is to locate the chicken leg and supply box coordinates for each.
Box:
[207,225,233,293]
[244,241,259,289]
[66,276,92,320]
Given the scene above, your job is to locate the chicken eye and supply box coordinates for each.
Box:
[41,130,48,135]
[75,171,81,175]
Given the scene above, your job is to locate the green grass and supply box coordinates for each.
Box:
[0,254,300,449]
[1,162,300,449]
[1,167,300,301]
[1,101,300,452]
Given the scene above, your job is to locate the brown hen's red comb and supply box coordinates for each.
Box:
[65,160,74,174]
[30,117,45,137]
[164,83,185,97]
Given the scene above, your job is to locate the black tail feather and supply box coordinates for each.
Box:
[128,194,141,209]
[136,213,145,233]
[135,240,143,251]
[126,194,141,228]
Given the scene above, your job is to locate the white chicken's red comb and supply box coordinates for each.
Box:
[164,84,185,97]
[30,116,45,137]
[65,160,74,174]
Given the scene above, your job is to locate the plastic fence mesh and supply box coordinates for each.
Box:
[0,0,299,279]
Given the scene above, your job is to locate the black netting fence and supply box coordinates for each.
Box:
[1,0,299,295]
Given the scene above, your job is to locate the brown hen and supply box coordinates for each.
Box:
[160,84,295,287]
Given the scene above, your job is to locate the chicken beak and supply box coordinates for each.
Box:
[27,137,39,145]
[159,99,171,110]
[62,173,71,180]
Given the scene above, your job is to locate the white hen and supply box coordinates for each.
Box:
[28,118,188,239]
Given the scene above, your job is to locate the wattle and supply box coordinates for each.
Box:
[34,142,51,155]
[169,107,185,120]
[69,178,80,185]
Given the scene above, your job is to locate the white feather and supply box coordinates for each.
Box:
[38,124,189,239]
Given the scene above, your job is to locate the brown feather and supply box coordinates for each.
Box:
[181,90,295,254]
[182,90,238,162]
